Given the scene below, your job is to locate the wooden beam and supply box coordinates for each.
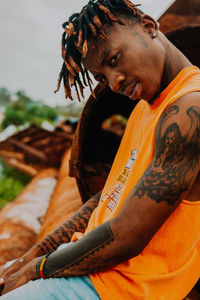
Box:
[9,138,47,162]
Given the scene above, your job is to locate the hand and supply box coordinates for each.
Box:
[0,257,26,290]
[0,259,17,294]
[0,265,4,280]
[0,272,4,296]
[1,258,39,296]
[0,247,40,291]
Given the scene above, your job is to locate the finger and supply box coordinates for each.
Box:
[0,283,4,296]
[1,281,11,295]
[0,278,5,295]
[1,278,21,295]
[0,269,3,279]
[1,258,23,281]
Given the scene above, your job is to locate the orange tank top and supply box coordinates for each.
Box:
[75,66,200,299]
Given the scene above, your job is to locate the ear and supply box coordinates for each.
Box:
[139,14,159,35]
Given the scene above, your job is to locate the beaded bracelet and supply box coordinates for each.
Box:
[39,251,54,279]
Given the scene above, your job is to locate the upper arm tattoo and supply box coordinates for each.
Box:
[134,105,200,205]
[35,192,101,254]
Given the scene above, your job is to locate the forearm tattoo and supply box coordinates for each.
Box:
[35,192,101,255]
[134,105,200,205]
[35,105,200,278]
[36,222,115,277]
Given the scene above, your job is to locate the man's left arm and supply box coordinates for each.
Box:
[2,100,200,293]
[37,102,200,278]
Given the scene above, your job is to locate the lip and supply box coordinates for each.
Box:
[124,82,142,100]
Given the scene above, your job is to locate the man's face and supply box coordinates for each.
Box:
[82,17,165,103]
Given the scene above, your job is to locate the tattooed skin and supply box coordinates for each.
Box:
[134,105,200,205]
[34,103,200,279]
[37,222,115,277]
[34,192,101,255]
[134,31,148,48]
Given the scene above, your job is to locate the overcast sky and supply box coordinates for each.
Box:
[0,0,175,107]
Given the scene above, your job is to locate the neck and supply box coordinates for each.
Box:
[160,39,192,93]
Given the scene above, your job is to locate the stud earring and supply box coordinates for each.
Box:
[152,32,157,39]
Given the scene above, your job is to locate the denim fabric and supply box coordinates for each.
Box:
[1,243,100,299]
[1,276,100,300]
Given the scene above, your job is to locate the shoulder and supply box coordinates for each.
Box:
[156,92,200,141]
[154,92,200,164]
[173,91,200,111]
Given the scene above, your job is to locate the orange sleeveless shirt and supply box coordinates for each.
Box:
[74,66,200,299]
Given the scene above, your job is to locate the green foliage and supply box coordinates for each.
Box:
[27,103,57,121]
[0,159,31,209]
[0,89,59,130]
[0,87,83,209]
[15,90,32,108]
[0,87,11,106]
[56,102,84,118]
[1,106,27,128]
[0,87,84,131]
[0,177,24,208]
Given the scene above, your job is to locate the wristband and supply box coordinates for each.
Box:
[39,252,54,279]
[42,222,114,277]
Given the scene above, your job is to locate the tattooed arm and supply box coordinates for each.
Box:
[2,97,200,292]
[0,192,101,287]
[33,97,200,278]
[34,191,101,255]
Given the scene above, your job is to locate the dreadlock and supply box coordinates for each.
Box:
[54,0,142,101]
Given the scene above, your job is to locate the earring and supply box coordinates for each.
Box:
[152,32,157,39]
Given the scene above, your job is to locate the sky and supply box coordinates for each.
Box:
[0,0,175,107]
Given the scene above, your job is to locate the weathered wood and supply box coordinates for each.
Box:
[0,125,74,175]
[166,0,200,15]
[9,138,47,162]
[37,148,82,241]
[4,158,38,176]
[159,0,200,34]
[0,168,58,265]
[0,150,23,160]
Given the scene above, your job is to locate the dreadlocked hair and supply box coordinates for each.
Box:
[54,0,141,101]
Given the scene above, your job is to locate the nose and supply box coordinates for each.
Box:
[107,72,125,93]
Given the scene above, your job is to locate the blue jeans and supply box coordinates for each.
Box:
[1,243,100,300]
[1,276,100,300]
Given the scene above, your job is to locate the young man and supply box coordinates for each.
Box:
[1,0,200,299]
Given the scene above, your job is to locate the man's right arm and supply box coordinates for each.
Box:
[35,191,101,255]
[0,191,101,282]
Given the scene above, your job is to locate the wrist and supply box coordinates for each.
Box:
[27,245,43,259]
[36,251,54,279]
[27,258,41,281]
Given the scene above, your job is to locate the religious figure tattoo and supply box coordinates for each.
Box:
[134,105,200,205]
[35,104,200,279]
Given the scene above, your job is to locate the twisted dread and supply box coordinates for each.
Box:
[54,0,141,101]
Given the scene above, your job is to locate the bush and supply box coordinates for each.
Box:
[0,159,31,209]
